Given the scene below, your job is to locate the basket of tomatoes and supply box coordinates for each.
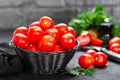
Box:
[10,16,79,75]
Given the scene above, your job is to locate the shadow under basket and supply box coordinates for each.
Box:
[10,42,79,75]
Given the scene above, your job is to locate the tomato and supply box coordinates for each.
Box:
[12,33,29,48]
[55,23,69,36]
[78,54,94,69]
[77,32,90,46]
[13,26,28,36]
[53,45,64,52]
[29,21,40,28]
[109,43,120,53]
[60,33,76,50]
[85,49,96,57]
[68,26,76,38]
[27,26,44,44]
[45,28,60,43]
[109,37,120,46]
[26,44,37,52]
[91,37,103,46]
[39,16,54,31]
[88,30,99,38]
[37,35,56,52]
[94,52,108,67]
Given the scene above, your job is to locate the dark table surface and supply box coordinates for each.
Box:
[0,30,120,80]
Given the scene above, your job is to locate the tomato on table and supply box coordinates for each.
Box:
[108,37,120,46]
[78,54,94,69]
[88,30,99,38]
[39,16,54,31]
[37,35,56,52]
[12,33,29,49]
[85,49,97,57]
[109,43,120,53]
[13,26,28,36]
[91,37,103,46]
[94,52,108,67]
[60,33,76,50]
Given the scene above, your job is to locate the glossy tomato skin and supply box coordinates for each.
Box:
[60,33,76,50]
[13,26,28,36]
[108,37,120,46]
[26,44,37,52]
[29,21,40,28]
[94,52,108,67]
[109,43,120,53]
[78,54,94,69]
[45,28,60,43]
[77,32,90,46]
[85,49,96,57]
[27,26,44,44]
[53,45,64,52]
[12,33,29,48]
[55,23,69,36]
[68,26,76,38]
[91,37,103,46]
[39,16,54,31]
[37,35,56,52]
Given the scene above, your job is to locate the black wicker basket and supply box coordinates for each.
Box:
[9,41,79,75]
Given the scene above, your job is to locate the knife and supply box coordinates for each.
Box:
[78,46,120,62]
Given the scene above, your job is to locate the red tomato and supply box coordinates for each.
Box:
[13,26,28,36]
[26,44,37,52]
[91,37,103,46]
[109,43,120,53]
[55,23,69,36]
[45,28,60,43]
[94,52,108,67]
[29,21,40,28]
[54,45,64,52]
[77,32,91,46]
[85,49,96,57]
[39,16,54,31]
[12,33,29,48]
[60,33,76,50]
[78,54,94,69]
[109,37,120,46]
[27,26,44,44]
[88,30,99,38]
[37,35,56,52]
[68,26,76,38]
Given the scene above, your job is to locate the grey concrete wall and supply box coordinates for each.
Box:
[0,0,120,30]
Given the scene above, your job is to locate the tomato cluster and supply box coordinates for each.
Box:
[109,37,120,53]
[12,16,76,52]
[78,49,108,69]
[77,30,103,46]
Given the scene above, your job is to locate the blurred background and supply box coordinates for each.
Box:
[0,0,119,42]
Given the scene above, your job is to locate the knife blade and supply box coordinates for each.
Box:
[79,46,120,62]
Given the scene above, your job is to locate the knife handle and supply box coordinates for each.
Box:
[101,48,120,62]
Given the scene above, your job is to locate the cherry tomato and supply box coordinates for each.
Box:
[37,35,56,52]
[26,44,37,52]
[39,16,54,31]
[55,23,69,36]
[85,49,96,57]
[13,26,28,36]
[27,26,44,44]
[109,43,120,53]
[78,54,94,69]
[91,37,103,46]
[60,33,76,50]
[29,21,40,28]
[68,26,76,38]
[53,45,64,52]
[94,52,108,67]
[109,37,120,46]
[77,32,90,46]
[12,33,29,48]
[45,28,60,43]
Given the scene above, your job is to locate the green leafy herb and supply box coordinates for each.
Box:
[69,4,120,37]
[63,66,97,76]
